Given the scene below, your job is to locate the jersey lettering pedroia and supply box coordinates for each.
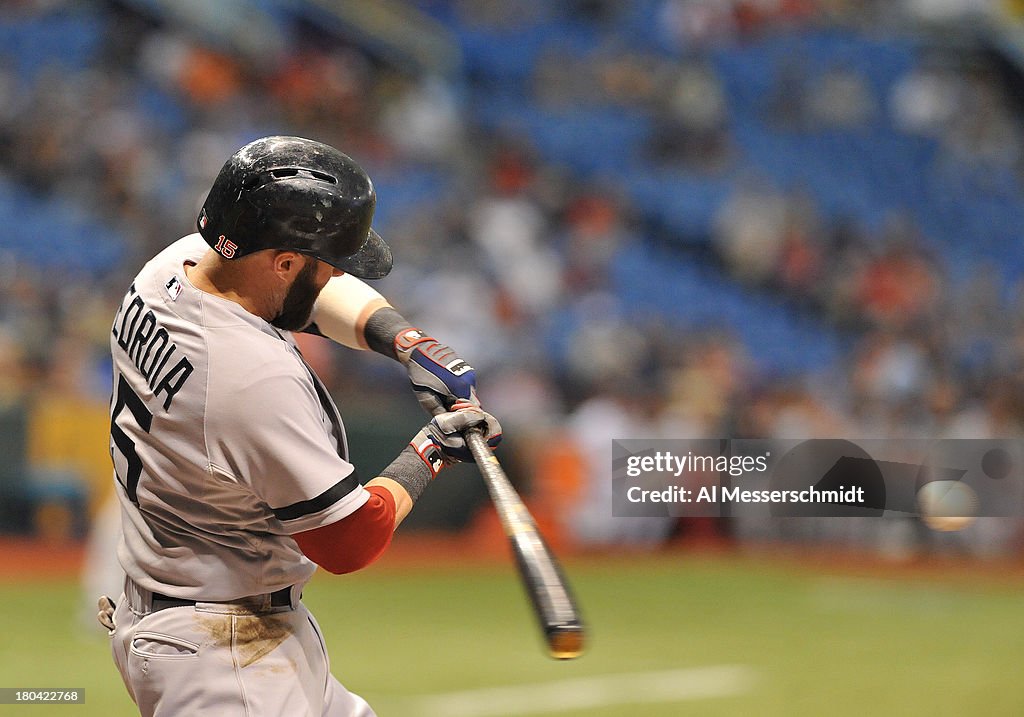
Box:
[109,234,370,600]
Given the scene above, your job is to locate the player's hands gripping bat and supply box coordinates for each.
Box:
[411,401,501,473]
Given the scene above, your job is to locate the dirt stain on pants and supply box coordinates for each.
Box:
[195,612,293,668]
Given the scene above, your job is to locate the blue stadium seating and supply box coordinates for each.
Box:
[0,177,124,274]
[0,10,103,83]
[6,5,1024,375]
[448,14,1024,372]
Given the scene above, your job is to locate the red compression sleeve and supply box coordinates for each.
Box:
[292,485,397,574]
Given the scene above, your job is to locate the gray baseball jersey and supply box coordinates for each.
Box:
[109,233,369,601]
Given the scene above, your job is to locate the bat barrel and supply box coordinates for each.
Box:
[465,429,585,660]
[547,624,585,660]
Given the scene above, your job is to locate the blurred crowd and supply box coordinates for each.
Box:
[2,0,1024,557]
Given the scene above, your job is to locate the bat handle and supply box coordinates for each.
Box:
[463,428,523,532]
[463,426,491,464]
[464,427,520,530]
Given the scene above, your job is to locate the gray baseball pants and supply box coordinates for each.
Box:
[111,578,375,716]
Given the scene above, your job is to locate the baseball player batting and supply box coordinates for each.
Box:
[99,136,502,717]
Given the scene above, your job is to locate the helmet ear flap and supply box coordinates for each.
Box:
[196,136,392,279]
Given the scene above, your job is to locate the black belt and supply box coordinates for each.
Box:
[150,585,293,612]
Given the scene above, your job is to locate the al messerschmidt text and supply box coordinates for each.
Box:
[627,484,866,504]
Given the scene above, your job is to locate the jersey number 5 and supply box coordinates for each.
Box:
[110,374,153,504]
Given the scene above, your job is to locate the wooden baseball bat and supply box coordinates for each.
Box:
[465,428,585,659]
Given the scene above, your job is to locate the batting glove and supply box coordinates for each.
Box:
[411,400,502,469]
[395,328,479,417]
[97,595,116,635]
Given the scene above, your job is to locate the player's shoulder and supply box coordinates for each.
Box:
[130,234,209,310]
[138,234,209,280]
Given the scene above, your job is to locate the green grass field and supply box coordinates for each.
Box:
[1,552,1021,716]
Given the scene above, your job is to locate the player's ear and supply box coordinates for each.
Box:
[271,250,304,279]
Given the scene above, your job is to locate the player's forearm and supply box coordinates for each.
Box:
[363,306,417,360]
[309,276,420,362]
[310,274,392,350]
[373,436,439,527]
[313,276,479,419]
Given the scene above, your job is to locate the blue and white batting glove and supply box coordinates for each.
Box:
[395,328,479,417]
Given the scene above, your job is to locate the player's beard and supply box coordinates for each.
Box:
[271,258,320,332]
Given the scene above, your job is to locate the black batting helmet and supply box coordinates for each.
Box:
[197,136,393,279]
